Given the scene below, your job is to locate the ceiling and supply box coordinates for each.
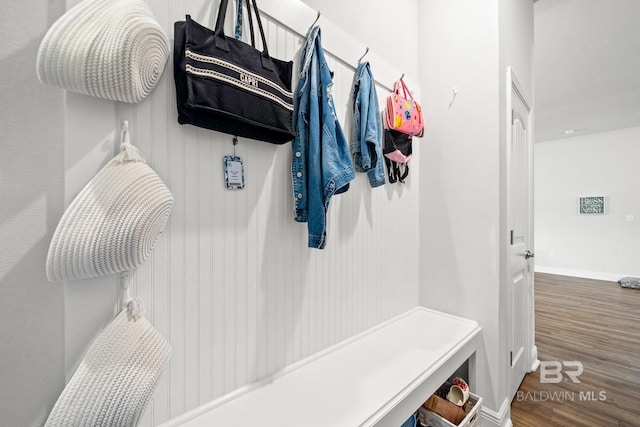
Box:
[534,0,640,142]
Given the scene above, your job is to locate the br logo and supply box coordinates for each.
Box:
[540,361,583,383]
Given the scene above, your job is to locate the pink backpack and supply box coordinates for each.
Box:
[384,77,424,138]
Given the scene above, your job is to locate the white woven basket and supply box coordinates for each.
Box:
[45,302,171,427]
[36,0,169,103]
[46,126,173,281]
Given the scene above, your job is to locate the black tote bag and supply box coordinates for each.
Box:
[174,0,295,144]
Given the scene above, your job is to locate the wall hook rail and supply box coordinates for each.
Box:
[358,47,369,64]
[309,10,320,30]
[449,86,458,108]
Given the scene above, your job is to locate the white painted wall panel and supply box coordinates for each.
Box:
[0,2,66,425]
[60,1,421,425]
[419,0,500,412]
[418,0,534,417]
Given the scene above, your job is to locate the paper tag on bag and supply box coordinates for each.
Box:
[224,155,244,189]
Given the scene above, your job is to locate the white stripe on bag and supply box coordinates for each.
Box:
[185,64,294,111]
[185,50,293,98]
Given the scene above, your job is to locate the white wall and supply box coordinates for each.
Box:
[300,0,419,82]
[535,126,640,281]
[418,0,501,414]
[0,1,66,426]
[418,0,533,423]
[57,0,421,425]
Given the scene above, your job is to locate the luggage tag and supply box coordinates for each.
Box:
[224,136,245,190]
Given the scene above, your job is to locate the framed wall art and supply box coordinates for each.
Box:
[579,196,605,214]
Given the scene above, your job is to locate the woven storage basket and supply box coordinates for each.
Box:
[418,393,482,427]
[46,128,173,281]
[45,302,171,427]
[36,0,169,103]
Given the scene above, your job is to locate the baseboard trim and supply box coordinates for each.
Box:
[534,265,632,282]
[529,345,540,372]
[481,396,511,427]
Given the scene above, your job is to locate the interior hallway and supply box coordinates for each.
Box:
[510,273,640,426]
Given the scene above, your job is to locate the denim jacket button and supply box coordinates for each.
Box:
[296,172,302,178]
[295,151,301,158]
[297,193,303,199]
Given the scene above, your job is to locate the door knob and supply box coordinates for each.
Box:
[524,250,535,259]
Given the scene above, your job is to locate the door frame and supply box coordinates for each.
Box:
[505,67,539,395]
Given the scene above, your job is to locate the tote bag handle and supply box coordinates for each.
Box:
[214,0,274,70]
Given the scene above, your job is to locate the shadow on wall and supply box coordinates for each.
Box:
[419,131,465,302]
[0,1,67,424]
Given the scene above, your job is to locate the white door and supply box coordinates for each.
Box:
[507,68,534,400]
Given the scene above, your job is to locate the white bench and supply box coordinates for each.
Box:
[160,307,482,427]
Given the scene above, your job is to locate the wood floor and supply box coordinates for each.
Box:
[510,273,640,427]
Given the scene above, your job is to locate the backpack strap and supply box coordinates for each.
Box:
[384,157,410,184]
[397,163,409,183]
[385,157,397,183]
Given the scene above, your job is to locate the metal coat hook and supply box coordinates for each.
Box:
[358,47,369,64]
[120,119,130,145]
[309,10,320,30]
[449,86,458,108]
[120,270,134,311]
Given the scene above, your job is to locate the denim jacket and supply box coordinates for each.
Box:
[292,26,355,249]
[351,62,386,187]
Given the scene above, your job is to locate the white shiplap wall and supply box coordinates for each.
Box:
[63,1,421,425]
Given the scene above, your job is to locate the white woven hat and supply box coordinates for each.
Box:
[36,0,169,103]
[45,301,171,427]
[46,123,173,281]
